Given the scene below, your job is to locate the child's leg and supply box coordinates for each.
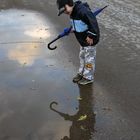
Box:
[83,46,96,80]
[78,46,85,75]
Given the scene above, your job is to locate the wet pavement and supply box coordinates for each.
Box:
[0,0,140,140]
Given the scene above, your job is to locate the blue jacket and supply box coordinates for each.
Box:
[70,1,100,46]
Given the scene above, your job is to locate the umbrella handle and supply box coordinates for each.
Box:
[48,36,61,50]
[48,43,57,50]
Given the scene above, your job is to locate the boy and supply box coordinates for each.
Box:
[56,0,100,85]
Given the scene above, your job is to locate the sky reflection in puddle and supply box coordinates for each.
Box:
[0,9,53,66]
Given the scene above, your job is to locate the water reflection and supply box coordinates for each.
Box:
[8,43,41,66]
[50,84,95,140]
[0,9,52,66]
[24,26,50,38]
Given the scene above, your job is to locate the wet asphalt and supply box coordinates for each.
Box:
[0,0,140,140]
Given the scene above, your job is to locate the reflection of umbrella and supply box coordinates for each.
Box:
[50,101,71,120]
[48,5,108,50]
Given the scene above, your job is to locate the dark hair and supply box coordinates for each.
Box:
[56,0,74,9]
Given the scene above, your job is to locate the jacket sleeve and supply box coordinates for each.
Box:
[80,8,99,39]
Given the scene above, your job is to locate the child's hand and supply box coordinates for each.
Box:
[86,36,93,45]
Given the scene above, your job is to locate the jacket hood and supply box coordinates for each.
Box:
[71,1,90,16]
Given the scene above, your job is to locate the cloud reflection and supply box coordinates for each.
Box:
[8,43,40,66]
[0,9,52,66]
[24,26,50,39]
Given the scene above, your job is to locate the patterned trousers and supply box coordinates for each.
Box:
[78,46,96,80]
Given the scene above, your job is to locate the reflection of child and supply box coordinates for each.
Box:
[57,0,100,85]
[50,85,95,140]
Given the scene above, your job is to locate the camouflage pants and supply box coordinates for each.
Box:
[78,46,96,80]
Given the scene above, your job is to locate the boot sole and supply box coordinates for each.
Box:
[78,80,94,85]
[73,78,83,83]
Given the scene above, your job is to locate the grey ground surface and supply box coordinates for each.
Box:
[0,0,140,140]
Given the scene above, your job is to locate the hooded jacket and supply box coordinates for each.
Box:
[70,1,100,46]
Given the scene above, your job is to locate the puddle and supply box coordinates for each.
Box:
[0,9,54,66]
[0,9,96,140]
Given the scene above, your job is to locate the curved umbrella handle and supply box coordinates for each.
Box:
[47,36,61,50]
[48,43,57,50]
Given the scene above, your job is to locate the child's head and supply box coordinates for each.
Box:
[56,0,74,16]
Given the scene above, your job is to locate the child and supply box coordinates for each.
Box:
[56,0,100,85]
